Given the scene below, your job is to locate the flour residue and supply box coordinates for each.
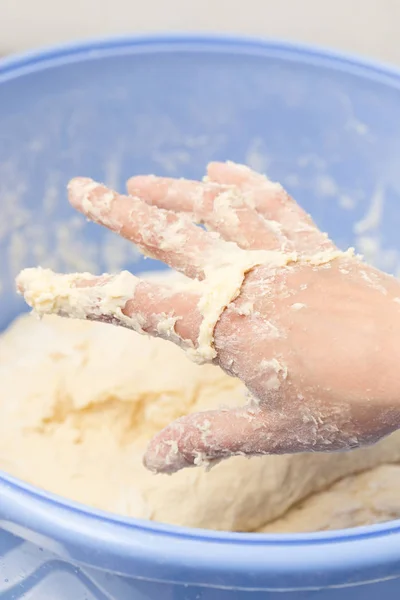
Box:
[354,186,385,236]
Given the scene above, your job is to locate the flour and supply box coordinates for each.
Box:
[354,186,385,236]
[0,159,142,305]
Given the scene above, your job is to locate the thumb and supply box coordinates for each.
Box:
[143,406,289,474]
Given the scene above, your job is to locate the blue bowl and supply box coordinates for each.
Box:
[2,35,400,599]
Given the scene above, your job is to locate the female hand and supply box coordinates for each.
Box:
[17,162,400,474]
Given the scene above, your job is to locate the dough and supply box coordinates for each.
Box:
[2,278,400,532]
[261,464,400,533]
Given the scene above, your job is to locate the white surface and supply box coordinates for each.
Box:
[0,0,399,65]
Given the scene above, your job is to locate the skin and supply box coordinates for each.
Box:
[17,162,400,474]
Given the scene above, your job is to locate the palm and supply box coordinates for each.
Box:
[18,162,400,473]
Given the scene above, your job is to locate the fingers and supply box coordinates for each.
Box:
[143,405,284,474]
[68,178,229,280]
[16,267,202,349]
[207,162,335,252]
[127,176,288,251]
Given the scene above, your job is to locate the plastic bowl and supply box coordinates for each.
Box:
[2,35,400,599]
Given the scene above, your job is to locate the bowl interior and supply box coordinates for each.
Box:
[2,39,400,332]
[3,37,400,593]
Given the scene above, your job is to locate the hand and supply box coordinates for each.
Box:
[17,162,400,474]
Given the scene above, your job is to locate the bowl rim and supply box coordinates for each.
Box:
[2,33,400,590]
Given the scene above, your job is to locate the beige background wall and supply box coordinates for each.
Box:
[0,0,399,65]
